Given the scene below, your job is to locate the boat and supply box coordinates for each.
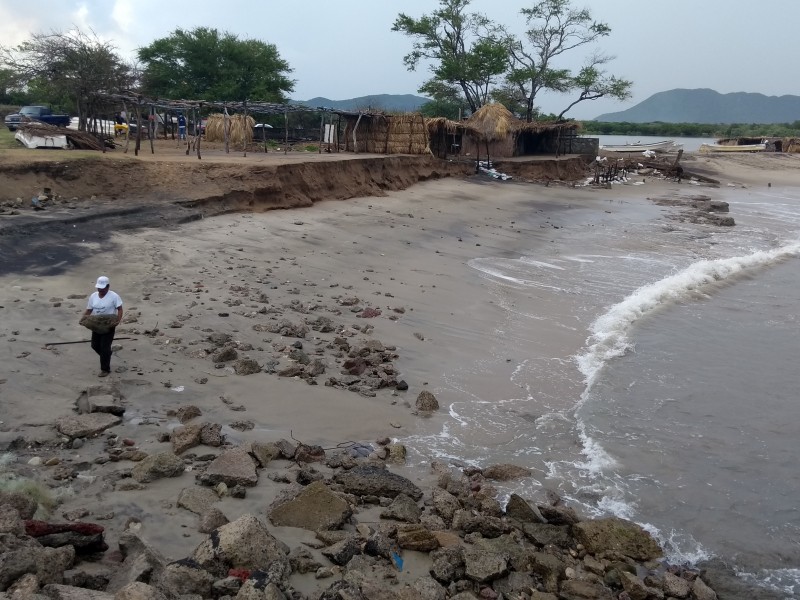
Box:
[14,129,69,149]
[698,142,766,153]
[600,140,682,153]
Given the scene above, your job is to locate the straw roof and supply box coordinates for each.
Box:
[466,104,516,141]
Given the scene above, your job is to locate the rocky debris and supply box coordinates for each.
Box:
[267,481,352,531]
[0,441,726,600]
[0,491,38,519]
[170,423,202,454]
[55,414,121,439]
[482,464,533,481]
[175,404,202,423]
[234,357,262,375]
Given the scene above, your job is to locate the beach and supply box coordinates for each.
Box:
[0,148,798,599]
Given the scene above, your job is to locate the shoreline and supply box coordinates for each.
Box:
[0,151,796,599]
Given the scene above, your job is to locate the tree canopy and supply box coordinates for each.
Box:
[0,29,132,128]
[393,0,632,121]
[392,0,509,114]
[138,27,295,102]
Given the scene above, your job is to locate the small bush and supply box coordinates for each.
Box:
[304,144,319,152]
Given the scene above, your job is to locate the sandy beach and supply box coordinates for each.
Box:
[1,147,798,599]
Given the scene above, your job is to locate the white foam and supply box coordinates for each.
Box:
[575,242,800,389]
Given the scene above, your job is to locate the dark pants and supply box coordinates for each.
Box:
[91,328,116,372]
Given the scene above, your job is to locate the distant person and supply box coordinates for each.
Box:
[115,112,125,125]
[82,276,123,377]
[178,113,187,140]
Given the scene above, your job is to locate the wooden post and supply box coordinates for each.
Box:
[149,105,155,154]
[421,113,430,156]
[318,113,324,153]
[337,115,341,152]
[223,104,229,154]
[134,101,142,156]
[243,100,248,157]
[196,105,202,159]
[284,107,288,154]
[122,100,130,154]
[384,116,390,154]
[353,113,363,154]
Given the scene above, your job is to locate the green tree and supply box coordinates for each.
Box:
[506,0,631,121]
[393,0,509,114]
[138,27,294,102]
[0,29,131,129]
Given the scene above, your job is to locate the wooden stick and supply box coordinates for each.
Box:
[122,100,130,154]
[353,113,363,154]
[319,113,324,153]
[149,105,155,154]
[284,107,288,154]
[135,100,142,156]
[44,337,138,347]
[223,104,229,154]
[243,100,248,157]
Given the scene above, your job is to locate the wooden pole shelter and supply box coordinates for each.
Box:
[196,105,202,159]
[319,114,324,153]
[284,107,288,155]
[337,115,341,152]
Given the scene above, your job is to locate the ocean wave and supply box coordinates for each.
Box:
[575,242,800,389]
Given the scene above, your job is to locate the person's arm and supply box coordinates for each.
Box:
[115,306,124,326]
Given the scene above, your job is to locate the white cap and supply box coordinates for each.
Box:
[95,276,110,289]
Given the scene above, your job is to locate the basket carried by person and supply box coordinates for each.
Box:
[80,314,118,334]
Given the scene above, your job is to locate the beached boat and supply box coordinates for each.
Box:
[14,129,69,149]
[600,140,681,153]
[698,142,766,153]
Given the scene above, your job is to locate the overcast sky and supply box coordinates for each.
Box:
[1,0,797,119]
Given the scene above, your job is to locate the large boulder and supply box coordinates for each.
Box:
[505,493,546,523]
[131,452,185,483]
[431,488,461,526]
[463,544,508,583]
[171,423,202,454]
[415,391,439,412]
[105,532,168,594]
[154,558,215,597]
[334,465,422,500]
[197,447,258,487]
[380,493,421,523]
[267,481,351,531]
[572,517,662,561]
[176,487,219,515]
[191,515,288,578]
[482,464,533,481]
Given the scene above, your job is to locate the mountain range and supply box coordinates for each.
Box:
[295,94,430,112]
[594,89,800,124]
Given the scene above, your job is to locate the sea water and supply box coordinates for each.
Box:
[402,183,800,597]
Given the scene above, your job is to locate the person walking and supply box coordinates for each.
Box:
[177,113,187,140]
[83,276,123,377]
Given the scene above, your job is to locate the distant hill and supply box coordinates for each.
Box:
[295,94,430,112]
[594,89,800,124]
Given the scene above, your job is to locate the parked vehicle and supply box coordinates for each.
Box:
[4,106,71,131]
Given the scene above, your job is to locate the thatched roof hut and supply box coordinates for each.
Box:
[466,104,516,143]
[340,112,430,155]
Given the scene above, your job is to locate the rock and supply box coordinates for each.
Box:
[191,514,288,578]
[199,423,223,446]
[380,493,421,523]
[385,444,407,464]
[463,544,508,583]
[262,319,308,338]
[268,481,352,531]
[538,504,580,525]
[212,346,238,363]
[0,504,24,535]
[493,572,536,597]
[430,547,465,584]
[237,578,286,600]
[88,394,125,417]
[558,579,613,599]
[396,524,439,551]
[528,552,567,594]
[320,535,362,566]
[451,510,505,538]
[176,487,218,515]
[176,405,202,423]
[114,581,168,599]
[249,441,280,467]
[198,447,258,487]
[289,547,323,574]
[171,423,202,454]
[198,507,229,534]
[691,577,718,600]
[296,469,324,486]
[482,464,532,481]
[396,380,408,391]
[431,488,462,526]
[131,452,185,483]
[662,572,691,598]
[0,491,38,519]
[411,575,447,600]
[234,358,261,375]
[572,517,662,561]
[521,523,573,548]
[274,439,296,459]
[41,584,113,599]
[24,520,107,553]
[505,493,547,523]
[415,391,439,411]
[106,532,168,593]
[55,414,121,438]
[334,465,422,500]
[155,558,215,597]
[7,572,40,597]
[294,443,325,463]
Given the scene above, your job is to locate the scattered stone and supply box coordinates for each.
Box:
[198,447,258,487]
[334,465,423,500]
[268,481,352,531]
[415,390,439,411]
[131,452,185,483]
[177,487,219,515]
[198,507,229,534]
[55,413,121,438]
